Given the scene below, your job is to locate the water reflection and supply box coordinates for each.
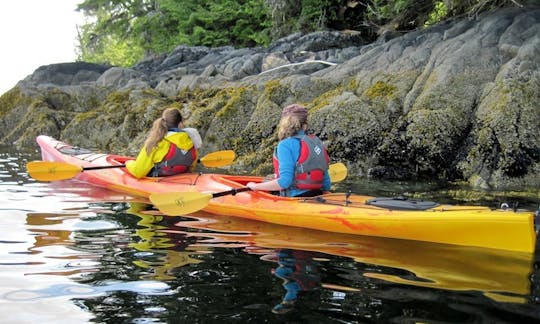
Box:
[261,249,322,314]
[127,202,203,280]
[116,207,538,321]
[175,211,534,304]
[4,281,170,301]
[1,147,539,322]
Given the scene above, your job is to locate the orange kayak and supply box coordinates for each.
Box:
[33,135,537,253]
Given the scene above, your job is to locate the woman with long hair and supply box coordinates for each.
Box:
[247,104,330,197]
[126,107,202,178]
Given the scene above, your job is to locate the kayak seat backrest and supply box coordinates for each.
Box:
[367,197,439,210]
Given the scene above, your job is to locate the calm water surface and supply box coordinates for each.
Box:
[1,145,539,323]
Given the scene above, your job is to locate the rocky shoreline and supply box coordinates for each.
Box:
[1,6,538,190]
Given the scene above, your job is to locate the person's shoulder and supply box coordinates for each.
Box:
[279,137,299,145]
[277,137,301,152]
[166,131,193,145]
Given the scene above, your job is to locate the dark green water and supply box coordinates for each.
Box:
[1,145,539,323]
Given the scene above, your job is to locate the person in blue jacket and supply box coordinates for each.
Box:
[247,104,331,197]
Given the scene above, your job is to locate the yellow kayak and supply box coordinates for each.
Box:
[31,135,538,253]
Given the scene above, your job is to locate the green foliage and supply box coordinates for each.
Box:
[77,23,144,66]
[365,81,397,100]
[299,0,334,31]
[366,0,410,21]
[75,0,526,67]
[425,1,448,27]
[76,0,271,66]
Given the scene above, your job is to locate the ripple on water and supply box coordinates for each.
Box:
[3,281,171,301]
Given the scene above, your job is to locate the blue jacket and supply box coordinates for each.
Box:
[276,130,331,196]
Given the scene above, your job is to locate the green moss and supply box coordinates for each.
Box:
[185,90,230,131]
[216,88,245,118]
[365,81,397,100]
[436,186,540,203]
[0,88,29,117]
[342,78,358,92]
[215,87,252,118]
[73,110,100,122]
[308,78,368,114]
[310,85,347,113]
[206,134,217,143]
[263,79,290,103]
[235,144,275,176]
[106,90,130,102]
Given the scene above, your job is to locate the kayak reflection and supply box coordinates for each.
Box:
[127,202,203,280]
[174,211,534,304]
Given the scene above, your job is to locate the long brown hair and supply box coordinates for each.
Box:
[144,108,183,154]
[277,116,305,140]
[277,104,308,140]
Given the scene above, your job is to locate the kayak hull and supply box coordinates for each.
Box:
[35,135,537,253]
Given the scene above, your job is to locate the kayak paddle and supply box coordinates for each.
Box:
[150,188,252,215]
[26,150,236,181]
[150,162,348,216]
[328,162,347,183]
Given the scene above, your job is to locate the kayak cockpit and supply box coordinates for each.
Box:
[106,154,134,166]
[215,175,301,200]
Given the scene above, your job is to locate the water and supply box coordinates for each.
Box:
[1,145,539,323]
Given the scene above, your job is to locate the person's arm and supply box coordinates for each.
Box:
[322,170,331,191]
[275,140,297,189]
[321,146,331,192]
[247,139,298,192]
[126,141,168,178]
[247,178,282,191]
[125,147,155,178]
[183,128,202,149]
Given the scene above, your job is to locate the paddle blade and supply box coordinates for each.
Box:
[26,161,83,181]
[199,150,235,168]
[329,162,347,183]
[149,191,213,216]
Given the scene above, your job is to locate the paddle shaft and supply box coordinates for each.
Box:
[27,149,236,182]
[212,187,251,198]
[44,154,228,173]
[81,164,126,171]
[77,155,220,172]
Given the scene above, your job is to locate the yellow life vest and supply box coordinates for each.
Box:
[126,131,197,178]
